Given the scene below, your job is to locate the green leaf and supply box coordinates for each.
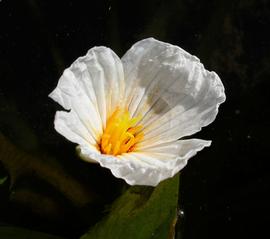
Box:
[0,176,8,185]
[81,174,180,239]
[0,226,65,239]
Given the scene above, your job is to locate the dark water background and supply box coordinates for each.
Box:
[0,0,269,238]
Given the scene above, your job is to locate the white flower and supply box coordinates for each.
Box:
[49,38,225,186]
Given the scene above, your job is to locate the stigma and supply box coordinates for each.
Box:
[100,108,143,156]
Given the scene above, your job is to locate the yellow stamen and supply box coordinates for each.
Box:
[100,108,143,156]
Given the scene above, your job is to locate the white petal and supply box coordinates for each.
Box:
[54,111,94,145]
[77,139,210,186]
[121,38,225,147]
[49,46,125,145]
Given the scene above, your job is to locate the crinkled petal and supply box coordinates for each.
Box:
[121,38,225,148]
[54,111,99,153]
[49,46,125,145]
[77,139,211,186]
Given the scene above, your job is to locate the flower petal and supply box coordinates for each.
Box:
[49,46,125,145]
[54,111,98,152]
[121,38,225,147]
[77,139,210,186]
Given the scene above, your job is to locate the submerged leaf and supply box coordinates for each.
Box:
[0,176,8,185]
[81,174,180,239]
[0,226,64,239]
[0,133,98,207]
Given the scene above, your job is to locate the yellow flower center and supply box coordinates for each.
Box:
[100,108,144,156]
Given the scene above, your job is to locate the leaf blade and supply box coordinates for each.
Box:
[81,174,180,239]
